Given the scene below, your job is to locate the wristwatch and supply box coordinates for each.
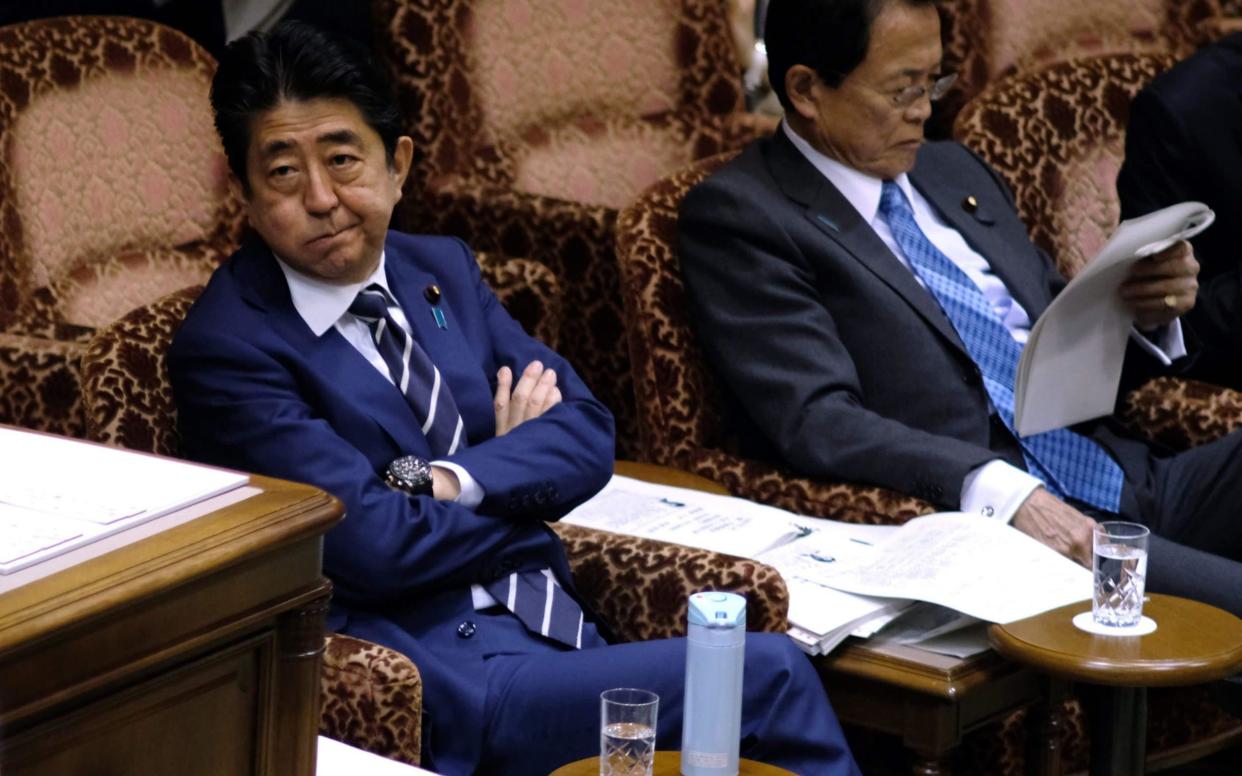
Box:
[385,455,433,496]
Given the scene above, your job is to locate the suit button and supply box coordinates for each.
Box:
[457,621,476,639]
[929,485,944,499]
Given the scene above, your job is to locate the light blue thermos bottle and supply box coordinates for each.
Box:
[680,591,746,776]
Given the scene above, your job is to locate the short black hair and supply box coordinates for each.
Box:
[210,20,403,189]
[765,0,935,112]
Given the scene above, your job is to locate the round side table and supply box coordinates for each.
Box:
[989,594,1242,776]
[550,751,794,775]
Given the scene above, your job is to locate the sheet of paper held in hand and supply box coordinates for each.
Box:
[0,427,249,573]
[1013,201,1215,436]
[811,513,1092,624]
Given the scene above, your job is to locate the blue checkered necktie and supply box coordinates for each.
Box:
[878,181,1123,512]
[484,568,584,649]
[349,284,466,457]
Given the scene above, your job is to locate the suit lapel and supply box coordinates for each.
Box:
[767,133,968,353]
[232,239,433,456]
[909,164,1050,320]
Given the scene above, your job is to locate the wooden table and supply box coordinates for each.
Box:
[0,474,343,776]
[550,751,793,775]
[990,595,1242,776]
[614,461,1044,775]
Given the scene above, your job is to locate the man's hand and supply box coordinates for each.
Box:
[1011,487,1097,567]
[493,361,562,436]
[1119,240,1199,329]
[430,465,461,501]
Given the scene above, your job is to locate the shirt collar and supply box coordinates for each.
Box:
[781,120,917,224]
[275,251,392,336]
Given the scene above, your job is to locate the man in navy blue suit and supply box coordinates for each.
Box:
[168,21,858,776]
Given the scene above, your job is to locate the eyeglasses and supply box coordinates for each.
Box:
[885,72,958,108]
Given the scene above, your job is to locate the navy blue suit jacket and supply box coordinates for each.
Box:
[169,231,615,772]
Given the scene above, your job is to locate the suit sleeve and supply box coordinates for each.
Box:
[437,239,617,517]
[678,179,1001,508]
[169,262,613,607]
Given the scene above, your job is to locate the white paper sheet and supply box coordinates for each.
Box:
[1014,202,1215,436]
[561,475,806,558]
[812,513,1091,624]
[0,427,249,573]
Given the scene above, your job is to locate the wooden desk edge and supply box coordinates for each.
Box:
[0,476,343,647]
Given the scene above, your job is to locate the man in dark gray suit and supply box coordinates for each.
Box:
[679,0,1242,614]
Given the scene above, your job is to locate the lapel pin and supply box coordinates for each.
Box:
[424,284,447,330]
[962,195,979,213]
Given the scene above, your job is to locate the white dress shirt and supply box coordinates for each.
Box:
[782,122,1184,522]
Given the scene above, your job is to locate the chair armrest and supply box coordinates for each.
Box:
[320,632,423,767]
[675,447,935,525]
[0,332,87,437]
[553,523,790,643]
[1121,377,1242,451]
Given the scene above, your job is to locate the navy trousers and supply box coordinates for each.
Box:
[472,609,859,776]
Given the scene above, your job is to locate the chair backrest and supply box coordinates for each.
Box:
[935,0,1218,136]
[373,0,746,209]
[0,17,244,334]
[953,53,1177,278]
[80,285,203,455]
[615,151,739,466]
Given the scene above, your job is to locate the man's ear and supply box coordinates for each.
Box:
[784,64,823,122]
[390,136,414,190]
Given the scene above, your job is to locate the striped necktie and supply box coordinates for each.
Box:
[879,181,1123,512]
[349,284,466,457]
[484,568,584,649]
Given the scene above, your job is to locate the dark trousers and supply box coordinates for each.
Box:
[1112,428,1242,617]
[474,614,859,776]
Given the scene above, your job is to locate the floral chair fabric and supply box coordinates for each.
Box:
[932,0,1225,138]
[81,257,792,765]
[953,53,1242,450]
[372,0,777,457]
[0,16,245,438]
[615,152,934,525]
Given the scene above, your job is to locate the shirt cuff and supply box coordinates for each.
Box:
[431,460,484,509]
[1130,319,1186,366]
[960,459,1043,523]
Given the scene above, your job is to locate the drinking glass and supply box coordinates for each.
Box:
[1092,521,1150,627]
[600,688,658,776]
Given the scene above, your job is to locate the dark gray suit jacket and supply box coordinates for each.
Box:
[678,132,1151,511]
[1118,32,1242,385]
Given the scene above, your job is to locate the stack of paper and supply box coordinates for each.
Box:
[563,476,1094,656]
[0,427,249,573]
[562,477,911,654]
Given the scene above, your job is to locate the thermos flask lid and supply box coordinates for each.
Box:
[687,592,746,647]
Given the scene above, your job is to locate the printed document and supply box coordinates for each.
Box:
[0,427,249,573]
[1014,201,1215,435]
[811,512,1090,623]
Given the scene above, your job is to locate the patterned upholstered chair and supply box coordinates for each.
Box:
[615,151,932,525]
[954,53,1242,451]
[932,0,1225,138]
[372,0,778,457]
[0,16,246,438]
[80,257,792,765]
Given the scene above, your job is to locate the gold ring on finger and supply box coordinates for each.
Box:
[1163,293,1178,310]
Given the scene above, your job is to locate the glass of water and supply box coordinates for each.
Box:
[600,688,658,776]
[1092,521,1150,628]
